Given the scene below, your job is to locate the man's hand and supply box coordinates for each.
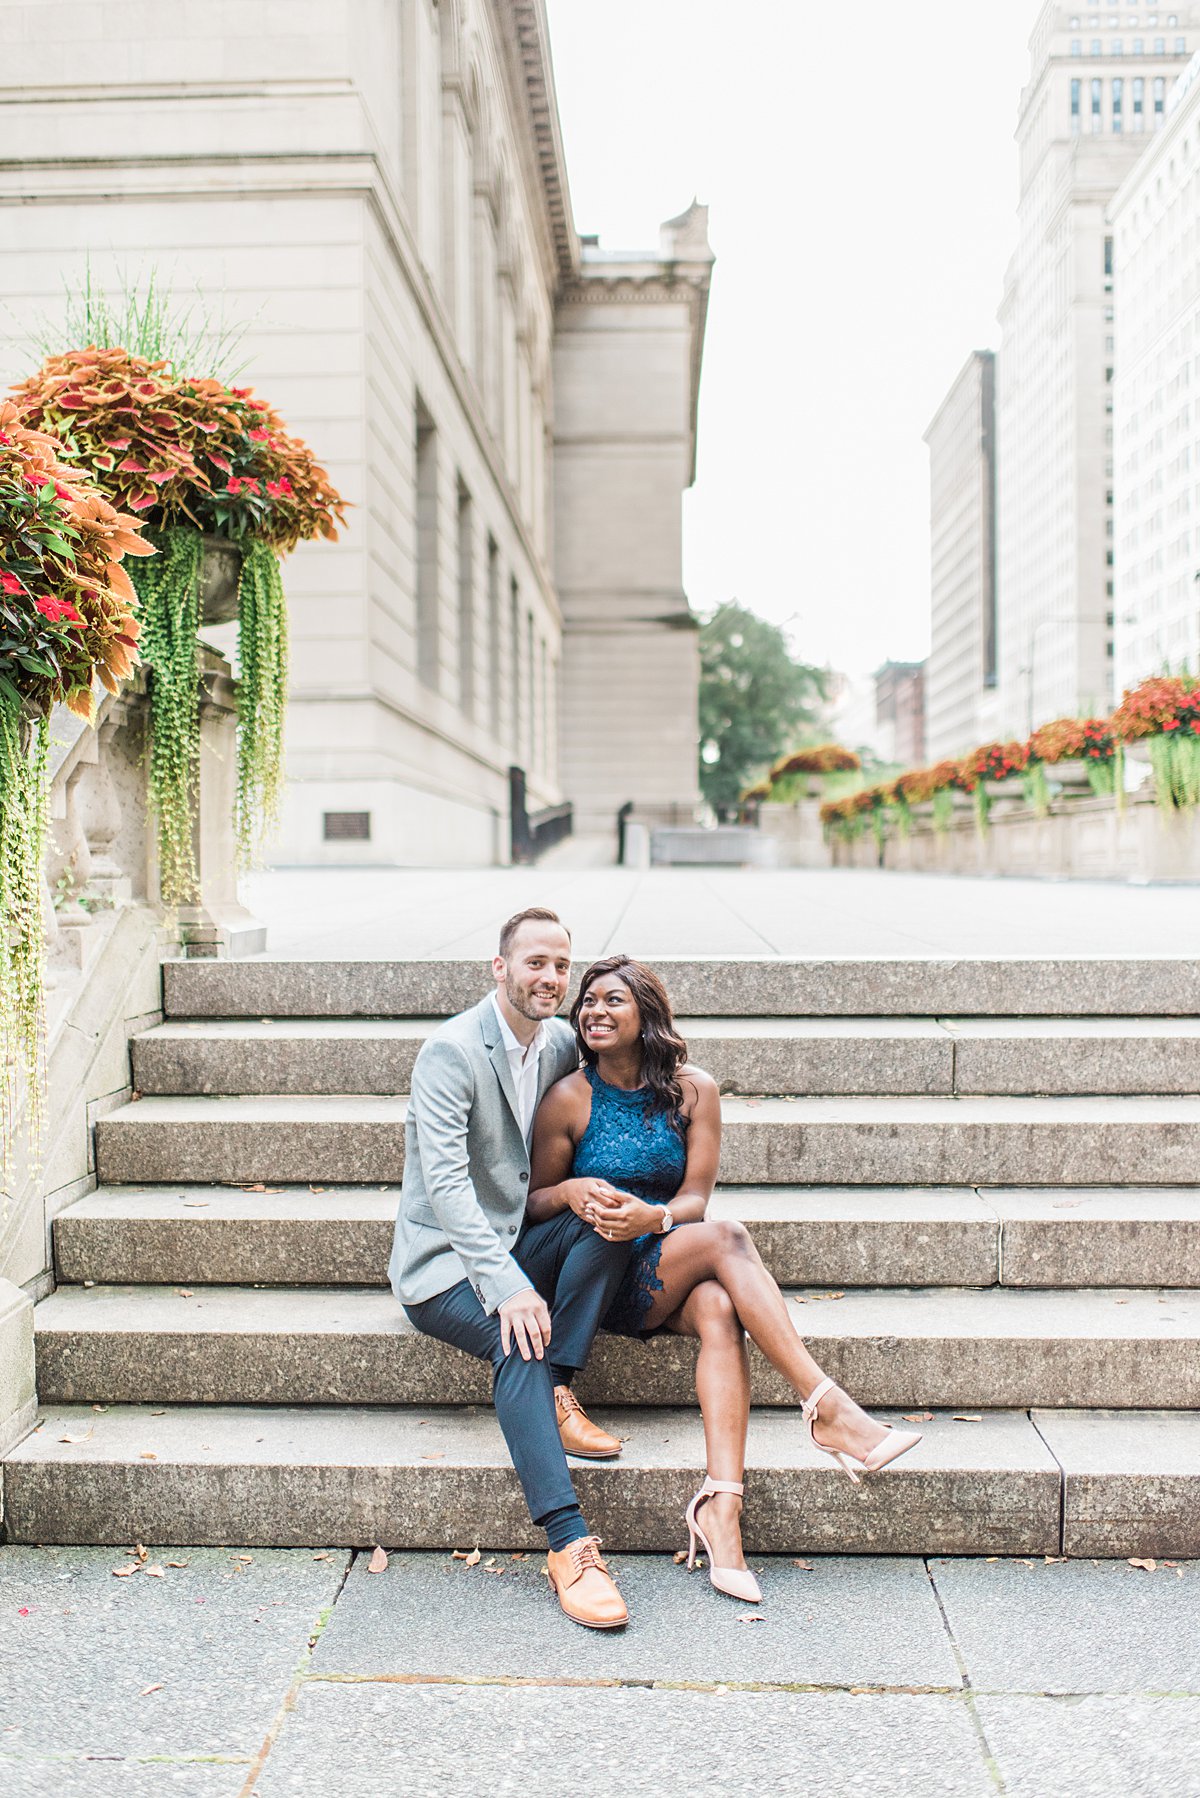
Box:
[498,1287,552,1360]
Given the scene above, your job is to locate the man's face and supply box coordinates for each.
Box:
[493,924,572,1022]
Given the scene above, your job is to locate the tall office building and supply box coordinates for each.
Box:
[1110,52,1200,689]
[925,351,998,758]
[996,3,1197,734]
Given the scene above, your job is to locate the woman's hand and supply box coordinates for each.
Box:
[589,1194,663,1241]
[562,1177,621,1224]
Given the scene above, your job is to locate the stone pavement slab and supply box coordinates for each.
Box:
[0,1546,349,1762]
[251,1683,992,1798]
[0,1766,243,1798]
[241,864,1200,960]
[309,1551,962,1689]
[929,1556,1200,1692]
[975,1694,1200,1798]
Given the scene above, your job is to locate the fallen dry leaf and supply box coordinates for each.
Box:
[903,1413,935,1423]
[176,1290,194,1299]
[451,1546,482,1567]
[310,1186,326,1193]
[134,1544,148,1562]
[736,1612,765,1623]
[953,1415,983,1423]
[792,1559,814,1571]
[91,1404,109,1413]
[312,1552,332,1561]
[368,1545,388,1574]
[242,1184,267,1192]
[143,1566,165,1579]
[139,1451,157,1461]
[111,1564,138,1578]
[673,1550,688,1564]
[1128,1557,1158,1572]
[58,1431,93,1445]
[1043,1555,1067,1565]
[420,1451,445,1461]
[166,1561,189,1569]
[510,1552,527,1561]
[234,1554,253,1563]
[139,1683,164,1697]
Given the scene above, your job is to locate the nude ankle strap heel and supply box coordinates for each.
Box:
[684,1477,762,1605]
[802,1376,923,1484]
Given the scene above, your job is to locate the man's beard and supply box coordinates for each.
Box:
[505,973,556,1021]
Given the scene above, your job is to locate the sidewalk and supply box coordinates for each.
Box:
[240,864,1200,961]
[1,1545,1195,1796]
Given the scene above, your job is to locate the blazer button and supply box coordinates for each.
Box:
[518,1171,528,1183]
[508,1224,517,1235]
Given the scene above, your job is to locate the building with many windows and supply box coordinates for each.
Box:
[994,4,1196,735]
[1110,51,1200,689]
[924,351,999,759]
[0,0,711,861]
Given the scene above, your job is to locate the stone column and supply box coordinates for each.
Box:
[174,646,267,958]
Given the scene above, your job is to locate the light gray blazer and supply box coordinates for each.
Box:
[388,995,578,1314]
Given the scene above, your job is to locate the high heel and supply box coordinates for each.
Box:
[684,1477,762,1604]
[801,1376,922,1485]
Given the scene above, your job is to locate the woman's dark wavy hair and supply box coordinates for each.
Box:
[570,954,689,1133]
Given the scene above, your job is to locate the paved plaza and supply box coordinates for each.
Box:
[2,1544,1198,1796]
[242,859,1200,962]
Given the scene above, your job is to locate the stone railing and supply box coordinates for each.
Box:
[0,641,263,1455]
[828,785,1200,881]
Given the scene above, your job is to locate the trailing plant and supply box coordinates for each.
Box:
[0,405,150,1184]
[14,344,347,886]
[234,539,289,866]
[1026,716,1120,808]
[954,741,1028,834]
[1110,675,1200,810]
[128,527,203,905]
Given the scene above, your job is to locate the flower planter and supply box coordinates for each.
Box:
[197,536,244,626]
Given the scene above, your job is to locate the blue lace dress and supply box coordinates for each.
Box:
[571,1064,688,1338]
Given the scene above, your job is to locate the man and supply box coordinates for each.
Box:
[389,907,632,1630]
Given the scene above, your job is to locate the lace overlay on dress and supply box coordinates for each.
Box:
[572,1064,688,1337]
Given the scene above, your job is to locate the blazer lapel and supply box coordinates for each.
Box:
[478,996,524,1138]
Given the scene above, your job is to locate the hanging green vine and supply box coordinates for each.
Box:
[235,539,289,868]
[129,526,203,906]
[0,699,50,1187]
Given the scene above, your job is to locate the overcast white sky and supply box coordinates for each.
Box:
[544,0,1034,676]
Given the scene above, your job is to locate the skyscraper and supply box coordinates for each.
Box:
[925,351,998,759]
[996,3,1197,734]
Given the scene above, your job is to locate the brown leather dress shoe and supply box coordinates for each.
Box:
[546,1536,628,1629]
[555,1386,621,1460]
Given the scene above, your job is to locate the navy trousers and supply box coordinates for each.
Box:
[404,1209,632,1525]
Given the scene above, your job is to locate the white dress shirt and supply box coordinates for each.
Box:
[491,992,547,1142]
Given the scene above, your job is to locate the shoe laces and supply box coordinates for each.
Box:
[568,1535,607,1575]
[556,1387,582,1416]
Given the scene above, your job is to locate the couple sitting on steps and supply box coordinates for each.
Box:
[388,907,920,1631]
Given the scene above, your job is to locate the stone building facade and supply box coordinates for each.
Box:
[995,3,1197,734]
[924,351,998,759]
[1110,51,1200,690]
[0,0,710,861]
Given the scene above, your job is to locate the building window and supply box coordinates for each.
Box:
[486,536,501,739]
[1092,38,1104,52]
[1072,76,1083,129]
[1133,36,1145,52]
[1134,74,1145,125]
[1154,35,1166,50]
[1072,36,1083,52]
[1069,12,1080,23]
[415,397,439,691]
[1113,75,1124,128]
[1177,36,1187,51]
[1112,38,1124,53]
[1093,75,1104,128]
[1155,74,1166,126]
[1105,234,1114,278]
[456,478,475,721]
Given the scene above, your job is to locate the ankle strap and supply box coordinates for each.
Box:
[701,1476,744,1497]
[802,1375,836,1422]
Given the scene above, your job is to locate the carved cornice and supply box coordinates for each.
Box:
[494,0,579,287]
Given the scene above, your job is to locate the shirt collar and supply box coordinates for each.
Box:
[491,991,546,1061]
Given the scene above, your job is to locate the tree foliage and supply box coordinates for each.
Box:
[698,601,827,812]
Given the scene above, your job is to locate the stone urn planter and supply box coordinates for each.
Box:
[197,536,244,626]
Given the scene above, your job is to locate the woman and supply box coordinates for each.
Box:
[528,954,920,1605]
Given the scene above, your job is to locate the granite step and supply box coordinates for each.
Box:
[130,1015,1200,1098]
[0,1403,1062,1554]
[161,957,1200,1021]
[31,1282,1200,1410]
[51,1185,1200,1291]
[93,1092,1200,1188]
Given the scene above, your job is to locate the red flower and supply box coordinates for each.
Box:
[1,571,24,595]
[249,428,269,442]
[36,594,71,623]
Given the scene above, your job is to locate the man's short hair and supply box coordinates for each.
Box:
[498,907,570,959]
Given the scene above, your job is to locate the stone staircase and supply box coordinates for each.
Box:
[5,955,1200,1557]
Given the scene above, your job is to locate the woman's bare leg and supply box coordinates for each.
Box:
[666,1280,750,1571]
[644,1220,892,1463]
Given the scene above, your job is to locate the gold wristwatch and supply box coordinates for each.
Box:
[658,1207,675,1234]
